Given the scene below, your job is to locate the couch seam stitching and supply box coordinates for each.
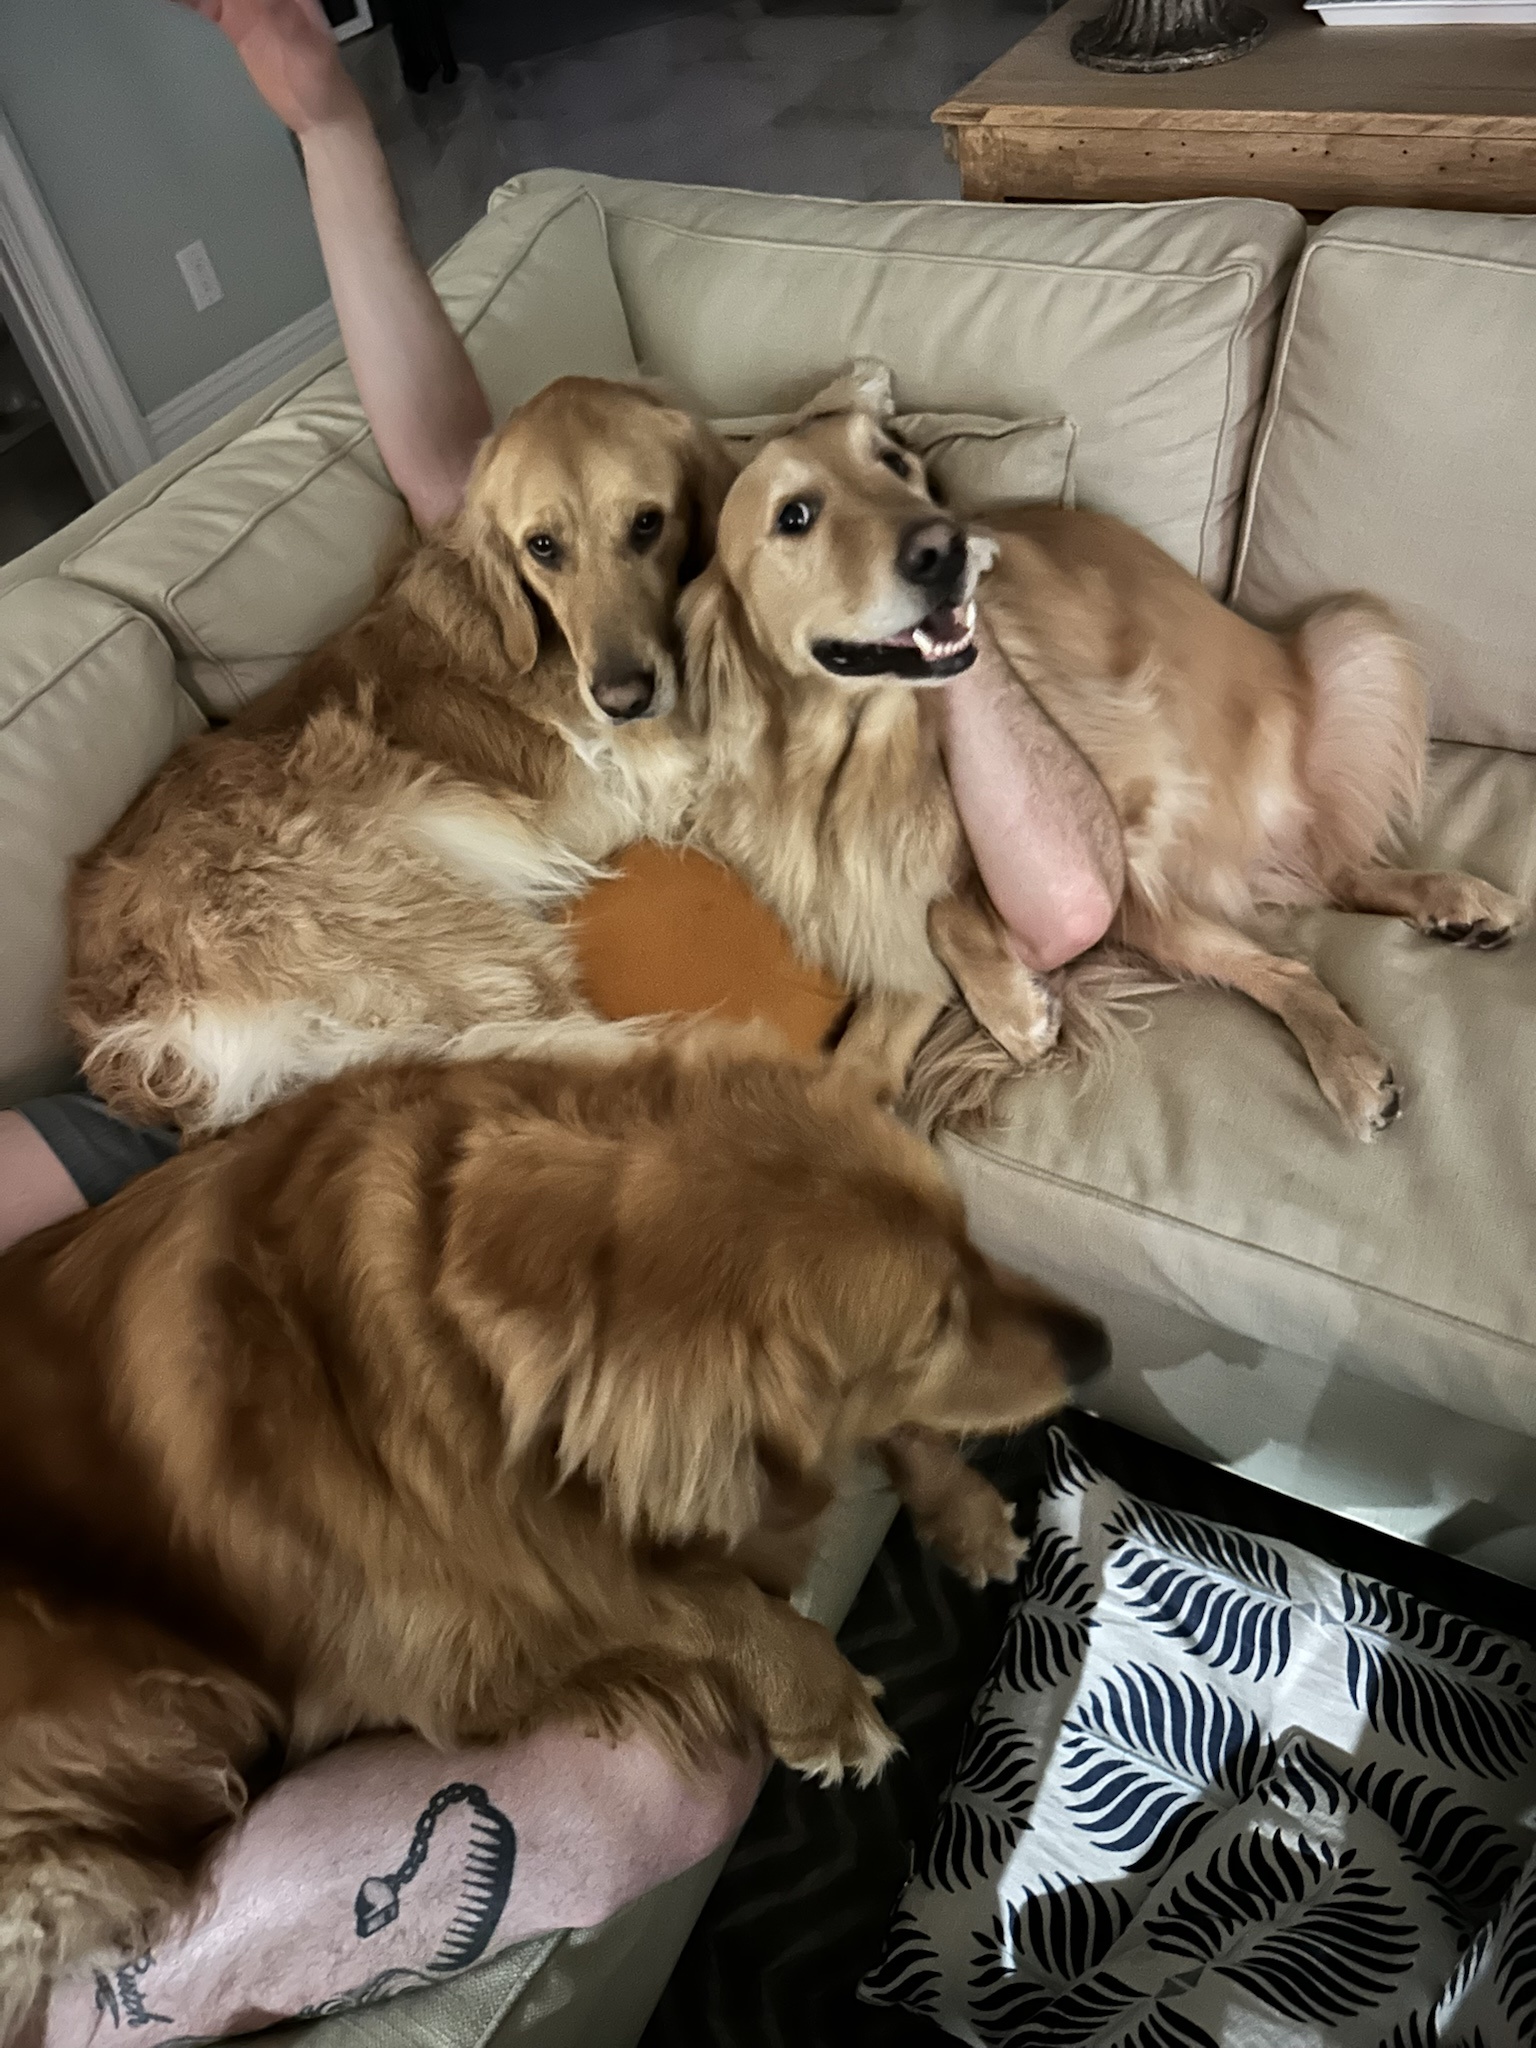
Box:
[607,207,1269,289]
[1311,236,1536,281]
[1198,254,1261,586]
[954,1143,1536,1358]
[0,605,172,736]
[1227,234,1317,603]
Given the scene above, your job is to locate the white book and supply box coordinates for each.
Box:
[1305,0,1536,21]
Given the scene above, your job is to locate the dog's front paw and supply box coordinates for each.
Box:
[977,974,1061,1068]
[1318,1032,1402,1143]
[774,1671,902,1789]
[1418,878,1527,951]
[919,1491,1029,1591]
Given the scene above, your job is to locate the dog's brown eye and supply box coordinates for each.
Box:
[629,508,664,550]
[526,532,561,566]
[880,448,911,481]
[776,498,819,538]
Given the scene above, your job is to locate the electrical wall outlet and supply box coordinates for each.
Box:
[176,240,224,314]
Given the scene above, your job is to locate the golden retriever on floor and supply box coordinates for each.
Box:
[0,1026,1104,2024]
[68,378,736,1136]
[682,367,1525,1141]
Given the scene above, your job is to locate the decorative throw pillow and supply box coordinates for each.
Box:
[862,1428,1536,2048]
[711,408,1077,515]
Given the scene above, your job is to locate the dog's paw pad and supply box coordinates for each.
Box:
[1324,1043,1403,1143]
[1426,916,1514,950]
[1355,1065,1402,1141]
[1372,1070,1403,1131]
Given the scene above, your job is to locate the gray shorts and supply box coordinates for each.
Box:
[14,1084,179,1207]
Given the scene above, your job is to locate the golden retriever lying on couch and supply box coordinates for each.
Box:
[684,368,1525,1141]
[68,377,735,1136]
[0,1026,1104,2023]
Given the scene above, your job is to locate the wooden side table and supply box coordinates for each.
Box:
[934,0,1536,214]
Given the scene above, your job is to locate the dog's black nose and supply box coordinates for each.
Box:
[1043,1309,1112,1388]
[897,519,967,596]
[592,663,657,721]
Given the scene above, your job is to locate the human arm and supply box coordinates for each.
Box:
[173,0,491,529]
[0,1110,85,1253]
[40,1725,761,2046]
[940,623,1124,972]
[0,1097,180,1252]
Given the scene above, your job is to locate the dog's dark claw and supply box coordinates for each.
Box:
[1434,921,1472,941]
[1474,926,1514,950]
[1375,1069,1403,1128]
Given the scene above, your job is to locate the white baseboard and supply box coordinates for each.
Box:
[146,299,340,459]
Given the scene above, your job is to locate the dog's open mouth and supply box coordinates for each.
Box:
[812,601,978,682]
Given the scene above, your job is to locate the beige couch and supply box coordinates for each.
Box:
[3,172,1533,2045]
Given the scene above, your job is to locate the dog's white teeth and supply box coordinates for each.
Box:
[963,602,977,636]
[913,624,937,660]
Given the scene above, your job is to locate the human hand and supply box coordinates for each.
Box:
[171,0,365,135]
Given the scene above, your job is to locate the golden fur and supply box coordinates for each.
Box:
[67,378,736,1135]
[681,374,1526,1140]
[0,1028,1101,2022]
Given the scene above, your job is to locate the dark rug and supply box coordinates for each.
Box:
[443,0,723,70]
[641,1413,1536,2048]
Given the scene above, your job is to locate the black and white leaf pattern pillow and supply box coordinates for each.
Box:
[860,1428,1536,2048]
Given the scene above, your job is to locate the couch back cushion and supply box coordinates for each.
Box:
[58,184,640,717]
[0,580,204,1104]
[1230,209,1536,752]
[502,171,1304,593]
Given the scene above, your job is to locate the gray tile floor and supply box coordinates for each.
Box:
[349,0,1046,265]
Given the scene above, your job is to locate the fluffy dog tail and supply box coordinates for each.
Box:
[901,948,1171,1138]
[1291,594,1426,885]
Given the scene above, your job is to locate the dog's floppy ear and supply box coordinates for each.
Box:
[396,529,537,679]
[449,503,541,675]
[555,1317,769,1543]
[797,358,895,424]
[678,417,742,583]
[677,559,769,731]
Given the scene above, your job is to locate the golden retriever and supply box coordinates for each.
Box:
[67,377,737,1135]
[682,367,1525,1141]
[0,1026,1104,2024]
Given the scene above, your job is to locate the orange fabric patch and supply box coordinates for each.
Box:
[560,843,850,1055]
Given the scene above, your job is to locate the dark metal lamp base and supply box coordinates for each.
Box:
[1070,0,1268,71]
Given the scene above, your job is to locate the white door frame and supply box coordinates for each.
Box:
[0,105,154,498]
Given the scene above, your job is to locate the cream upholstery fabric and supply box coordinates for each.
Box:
[0,580,203,1104]
[1231,209,1536,752]
[58,185,639,717]
[502,170,1304,592]
[945,740,1536,1437]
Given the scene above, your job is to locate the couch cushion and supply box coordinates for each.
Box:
[944,741,1536,1439]
[0,580,204,1105]
[501,170,1304,592]
[58,184,639,717]
[1230,209,1536,752]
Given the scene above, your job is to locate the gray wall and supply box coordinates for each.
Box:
[0,0,329,418]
